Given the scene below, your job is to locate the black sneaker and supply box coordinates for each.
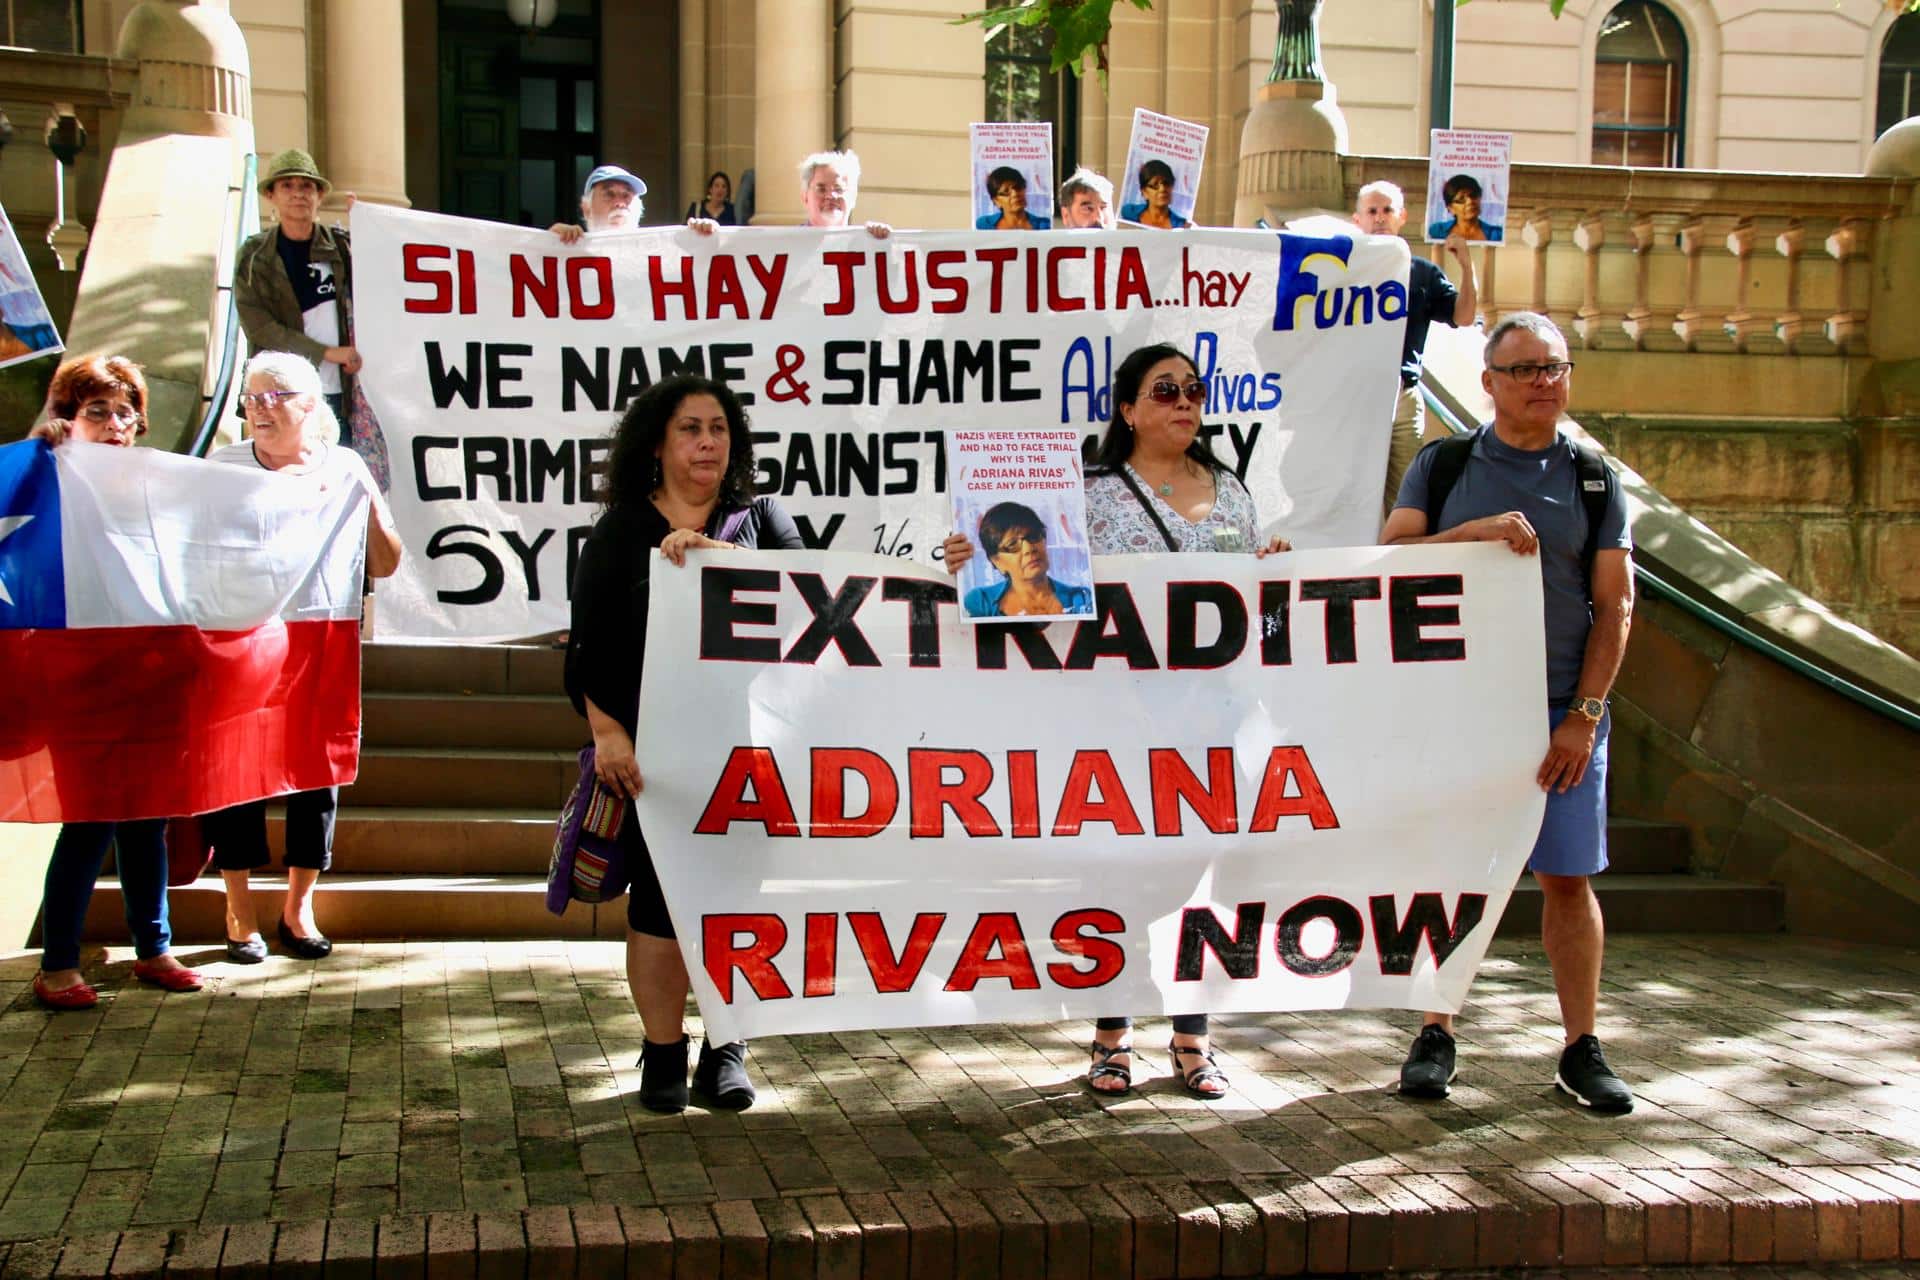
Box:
[1554,1034,1634,1113]
[1398,1024,1457,1098]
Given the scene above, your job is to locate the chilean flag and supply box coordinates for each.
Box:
[0,438,367,822]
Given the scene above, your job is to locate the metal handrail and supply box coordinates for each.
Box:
[185,151,256,458]
[1418,385,1920,733]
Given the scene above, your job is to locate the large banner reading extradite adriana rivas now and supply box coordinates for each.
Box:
[351,205,1410,642]
[635,541,1547,1043]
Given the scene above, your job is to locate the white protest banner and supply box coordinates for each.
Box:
[970,123,1055,230]
[1426,129,1512,245]
[0,200,63,368]
[633,541,1547,1043]
[1119,108,1210,230]
[350,205,1408,641]
[950,428,1093,623]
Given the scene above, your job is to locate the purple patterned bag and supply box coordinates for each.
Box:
[546,745,630,914]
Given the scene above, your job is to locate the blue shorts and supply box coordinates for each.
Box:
[1527,705,1610,877]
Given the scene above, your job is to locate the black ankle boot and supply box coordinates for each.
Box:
[638,1035,690,1113]
[691,1039,756,1110]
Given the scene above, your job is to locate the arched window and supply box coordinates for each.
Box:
[1592,0,1687,167]
[1879,14,1920,140]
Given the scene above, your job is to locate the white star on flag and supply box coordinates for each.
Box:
[0,513,33,606]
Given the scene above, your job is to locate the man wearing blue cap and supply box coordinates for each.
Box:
[550,164,647,243]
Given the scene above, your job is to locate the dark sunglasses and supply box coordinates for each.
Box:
[1145,378,1207,405]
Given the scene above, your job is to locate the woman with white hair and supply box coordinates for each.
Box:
[689,149,890,237]
[200,350,403,963]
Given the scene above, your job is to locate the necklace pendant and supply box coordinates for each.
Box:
[1157,481,1173,497]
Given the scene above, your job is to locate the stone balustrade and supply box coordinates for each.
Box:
[1341,156,1912,363]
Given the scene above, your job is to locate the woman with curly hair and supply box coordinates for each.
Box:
[27,355,204,1008]
[565,374,802,1113]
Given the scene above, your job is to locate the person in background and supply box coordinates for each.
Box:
[202,351,403,965]
[234,149,358,422]
[1058,168,1115,230]
[975,166,1048,230]
[27,355,204,1008]
[690,150,890,238]
[566,375,803,1114]
[1118,159,1188,229]
[551,164,648,243]
[1352,179,1477,518]
[943,343,1287,1099]
[684,171,737,226]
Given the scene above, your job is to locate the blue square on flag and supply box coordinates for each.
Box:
[0,439,67,629]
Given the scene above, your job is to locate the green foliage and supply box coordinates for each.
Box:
[953,0,1155,80]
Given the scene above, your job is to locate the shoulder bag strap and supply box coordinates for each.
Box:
[1111,465,1181,552]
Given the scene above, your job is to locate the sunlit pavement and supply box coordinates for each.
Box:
[0,934,1915,1276]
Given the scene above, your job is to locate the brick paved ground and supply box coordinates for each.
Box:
[0,934,1915,1277]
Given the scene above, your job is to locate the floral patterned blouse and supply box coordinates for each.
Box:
[1085,462,1262,555]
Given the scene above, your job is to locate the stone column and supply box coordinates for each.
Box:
[752,0,829,225]
[680,0,709,211]
[1233,0,1349,228]
[322,0,409,210]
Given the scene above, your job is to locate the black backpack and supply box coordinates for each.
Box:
[1420,426,1618,582]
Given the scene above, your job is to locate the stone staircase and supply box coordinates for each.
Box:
[82,644,1785,943]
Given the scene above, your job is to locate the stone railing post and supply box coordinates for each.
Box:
[1574,210,1634,349]
[1674,214,1740,353]
[1626,211,1687,351]
[1824,218,1871,354]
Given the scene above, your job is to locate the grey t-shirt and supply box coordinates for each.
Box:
[1394,426,1631,702]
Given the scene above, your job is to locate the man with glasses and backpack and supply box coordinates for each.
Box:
[1380,311,1637,1115]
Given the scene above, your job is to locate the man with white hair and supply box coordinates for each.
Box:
[691,149,889,237]
[1057,168,1115,230]
[551,164,648,243]
[1354,179,1476,516]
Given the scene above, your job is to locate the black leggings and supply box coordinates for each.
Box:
[1097,1014,1209,1036]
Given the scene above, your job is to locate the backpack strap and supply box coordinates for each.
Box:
[1420,426,1482,533]
[1567,436,1617,584]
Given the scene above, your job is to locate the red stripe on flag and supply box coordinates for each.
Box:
[0,618,361,823]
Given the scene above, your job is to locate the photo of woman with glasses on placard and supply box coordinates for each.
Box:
[1427,173,1502,243]
[942,342,1288,1100]
[958,500,1091,619]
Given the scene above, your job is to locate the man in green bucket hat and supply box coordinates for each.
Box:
[234,148,358,422]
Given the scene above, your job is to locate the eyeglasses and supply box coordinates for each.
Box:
[1448,191,1480,206]
[1145,378,1207,405]
[239,389,303,411]
[1489,361,1575,384]
[994,532,1047,556]
[77,402,144,429]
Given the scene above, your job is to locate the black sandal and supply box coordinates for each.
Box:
[1086,1040,1134,1094]
[1170,1039,1229,1099]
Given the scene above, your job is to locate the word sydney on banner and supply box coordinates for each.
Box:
[632,541,1548,1044]
[350,206,1410,642]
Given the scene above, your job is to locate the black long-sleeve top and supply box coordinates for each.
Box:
[564,496,804,739]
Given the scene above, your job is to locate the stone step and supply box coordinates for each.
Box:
[362,691,582,750]
[362,643,564,696]
[343,747,577,809]
[1498,873,1785,934]
[296,808,1701,879]
[1602,816,1692,874]
[81,874,621,943]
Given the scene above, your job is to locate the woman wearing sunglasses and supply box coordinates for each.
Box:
[944,342,1286,1098]
[960,500,1091,619]
[1426,173,1501,243]
[200,351,403,964]
[26,355,205,1008]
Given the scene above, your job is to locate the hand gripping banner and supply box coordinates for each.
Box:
[633,542,1547,1043]
[350,206,1410,641]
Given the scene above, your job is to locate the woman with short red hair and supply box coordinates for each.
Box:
[26,354,204,1008]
